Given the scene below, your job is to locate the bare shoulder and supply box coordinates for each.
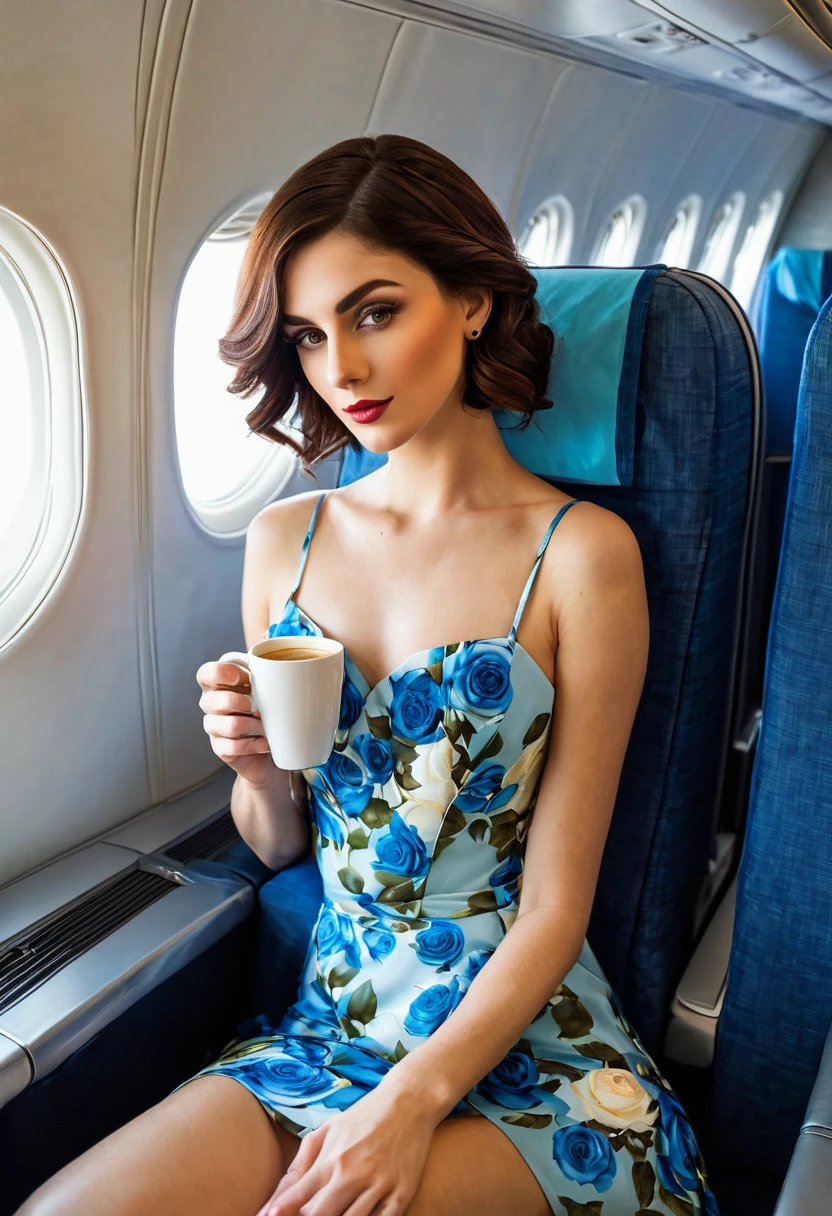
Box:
[247,488,326,552]
[241,489,327,645]
[543,498,645,608]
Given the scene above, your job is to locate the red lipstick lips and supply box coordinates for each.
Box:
[343,396,393,424]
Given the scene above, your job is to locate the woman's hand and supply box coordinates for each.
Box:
[196,659,276,789]
[256,1083,439,1216]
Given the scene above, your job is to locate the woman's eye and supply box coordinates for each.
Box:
[360,304,396,329]
[285,302,398,350]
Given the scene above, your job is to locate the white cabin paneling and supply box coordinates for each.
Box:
[366,23,560,214]
[0,0,825,890]
[147,0,401,796]
[0,1,156,885]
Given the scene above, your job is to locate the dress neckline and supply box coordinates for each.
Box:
[271,491,580,703]
[271,596,557,702]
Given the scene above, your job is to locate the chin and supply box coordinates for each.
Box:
[353,425,415,455]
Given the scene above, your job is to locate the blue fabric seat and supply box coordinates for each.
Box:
[724,249,832,825]
[256,266,757,1055]
[709,295,832,1211]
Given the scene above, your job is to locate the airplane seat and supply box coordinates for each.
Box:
[731,248,832,801]
[662,252,832,1076]
[708,293,832,1216]
[253,264,760,1057]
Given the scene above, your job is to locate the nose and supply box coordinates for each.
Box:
[326,328,367,391]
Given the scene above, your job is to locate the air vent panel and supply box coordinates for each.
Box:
[165,810,240,864]
[0,868,176,1014]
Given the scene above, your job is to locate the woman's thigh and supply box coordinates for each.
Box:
[15,1074,302,1216]
[406,1110,552,1216]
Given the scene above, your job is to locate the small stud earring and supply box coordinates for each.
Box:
[471,329,479,338]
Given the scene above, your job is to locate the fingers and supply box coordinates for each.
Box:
[199,687,259,717]
[196,660,251,692]
[203,722,270,762]
[202,712,264,740]
[344,1186,401,1216]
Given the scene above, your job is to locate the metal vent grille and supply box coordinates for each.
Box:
[0,867,176,1014]
[165,810,239,864]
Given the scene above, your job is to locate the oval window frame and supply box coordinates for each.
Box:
[591,195,648,268]
[729,190,785,310]
[0,207,85,653]
[172,192,302,537]
[698,192,746,283]
[517,195,574,266]
[655,194,703,268]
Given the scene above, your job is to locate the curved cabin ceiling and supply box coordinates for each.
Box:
[375,0,832,124]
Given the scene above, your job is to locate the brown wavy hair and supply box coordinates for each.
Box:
[220,133,555,476]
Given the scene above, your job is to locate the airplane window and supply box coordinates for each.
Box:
[0,210,83,647]
[517,195,574,266]
[0,257,37,577]
[698,192,746,284]
[730,190,785,310]
[656,194,702,268]
[174,193,300,534]
[592,195,647,267]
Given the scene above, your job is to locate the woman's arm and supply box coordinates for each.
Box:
[377,503,650,1119]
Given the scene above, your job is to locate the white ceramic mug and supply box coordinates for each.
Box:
[219,636,344,770]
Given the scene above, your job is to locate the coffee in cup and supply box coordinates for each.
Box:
[260,646,330,662]
[219,636,344,769]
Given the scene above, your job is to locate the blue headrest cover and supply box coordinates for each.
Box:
[340,266,663,489]
[769,247,832,313]
[754,248,832,455]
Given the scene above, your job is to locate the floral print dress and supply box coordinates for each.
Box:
[176,492,719,1216]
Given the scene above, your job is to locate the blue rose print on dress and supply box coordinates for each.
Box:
[352,733,395,785]
[489,852,523,903]
[180,497,721,1215]
[404,975,464,1035]
[339,674,365,733]
[230,1049,346,1108]
[317,903,362,971]
[307,784,349,850]
[319,1043,392,1110]
[371,811,430,879]
[323,752,373,818]
[267,603,317,641]
[552,1125,617,1193]
[362,925,397,962]
[388,669,444,743]
[476,1051,551,1111]
[655,1087,704,1196]
[282,1037,333,1066]
[412,920,466,970]
[460,948,494,989]
[454,763,506,813]
[444,639,513,719]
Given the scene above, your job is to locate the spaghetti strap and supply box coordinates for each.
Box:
[287,492,328,600]
[509,500,580,640]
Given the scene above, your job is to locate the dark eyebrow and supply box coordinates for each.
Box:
[281,279,403,327]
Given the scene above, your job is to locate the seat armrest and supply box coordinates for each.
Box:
[803,1016,832,1134]
[664,876,737,1067]
[775,1017,832,1215]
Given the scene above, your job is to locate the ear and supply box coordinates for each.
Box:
[462,287,492,332]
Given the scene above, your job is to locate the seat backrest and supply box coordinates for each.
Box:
[710,294,832,1200]
[261,266,758,1055]
[724,249,832,819]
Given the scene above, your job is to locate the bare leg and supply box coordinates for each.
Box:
[15,1074,302,1216]
[406,1111,552,1216]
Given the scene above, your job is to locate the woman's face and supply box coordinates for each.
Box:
[280,229,490,451]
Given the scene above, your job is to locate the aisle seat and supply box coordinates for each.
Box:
[709,295,832,1214]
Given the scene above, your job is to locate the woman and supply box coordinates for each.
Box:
[20,135,719,1216]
